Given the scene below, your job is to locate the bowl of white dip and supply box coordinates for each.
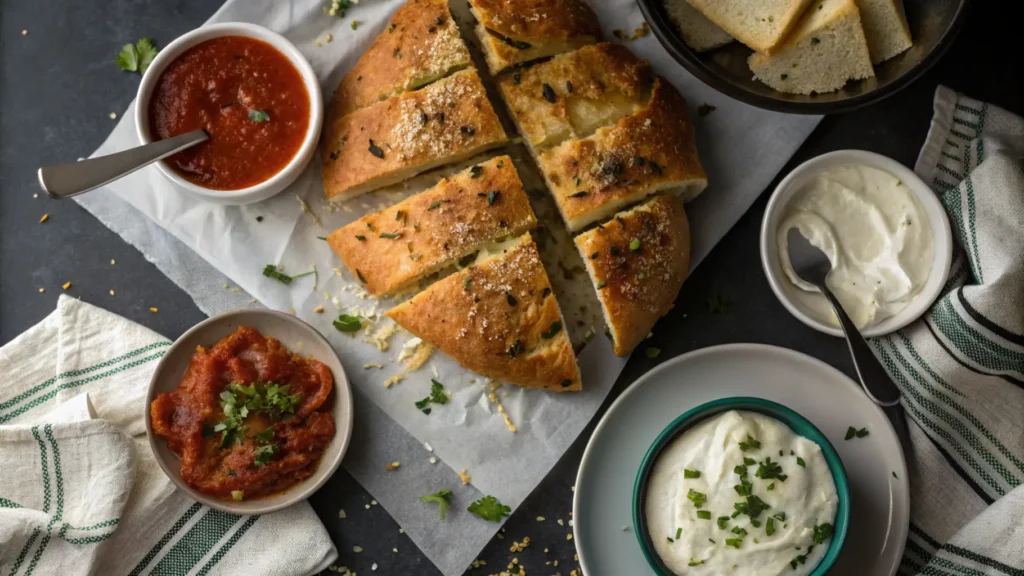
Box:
[633,398,849,576]
[761,150,953,337]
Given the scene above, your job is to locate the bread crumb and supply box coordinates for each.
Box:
[363,363,383,369]
[62,282,72,290]
[39,213,49,223]
[352,546,363,553]
[314,305,325,313]
[458,469,471,485]
[385,461,401,471]
[109,290,115,296]
[149,307,158,313]
[109,112,117,120]
[21,30,27,35]
[338,508,347,518]
[110,259,116,265]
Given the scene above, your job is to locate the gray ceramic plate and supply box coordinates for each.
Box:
[637,0,970,114]
[573,344,909,575]
[145,309,354,514]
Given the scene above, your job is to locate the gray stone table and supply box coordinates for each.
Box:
[1,0,1020,574]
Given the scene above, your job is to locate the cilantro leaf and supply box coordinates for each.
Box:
[252,443,279,467]
[467,495,511,522]
[415,380,448,414]
[333,314,363,333]
[419,488,453,519]
[248,110,271,123]
[813,522,834,544]
[116,38,159,74]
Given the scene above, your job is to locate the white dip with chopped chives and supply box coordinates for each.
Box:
[645,410,837,575]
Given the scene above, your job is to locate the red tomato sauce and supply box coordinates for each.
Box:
[148,36,310,190]
[151,326,335,501]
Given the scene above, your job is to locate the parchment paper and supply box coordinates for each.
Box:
[75,0,821,573]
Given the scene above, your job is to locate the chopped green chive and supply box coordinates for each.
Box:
[675,527,683,539]
[717,516,729,530]
[645,347,662,359]
[766,517,776,536]
[696,511,711,520]
[684,469,700,479]
[687,489,707,509]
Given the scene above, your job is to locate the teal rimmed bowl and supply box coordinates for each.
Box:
[631,397,850,575]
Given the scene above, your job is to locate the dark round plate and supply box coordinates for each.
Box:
[637,0,971,114]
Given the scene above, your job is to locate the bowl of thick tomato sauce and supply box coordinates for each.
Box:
[146,310,352,514]
[136,23,323,205]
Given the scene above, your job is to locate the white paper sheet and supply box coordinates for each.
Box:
[75,0,821,573]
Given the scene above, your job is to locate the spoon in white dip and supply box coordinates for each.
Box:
[786,227,902,407]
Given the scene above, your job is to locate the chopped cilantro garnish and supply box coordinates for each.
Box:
[248,110,270,123]
[419,488,453,519]
[813,523,833,544]
[856,427,869,438]
[725,538,743,549]
[252,443,279,467]
[845,426,857,440]
[796,456,806,468]
[251,427,274,444]
[755,457,787,481]
[467,495,511,522]
[414,380,449,415]
[738,435,761,451]
[333,314,363,333]
[116,38,159,74]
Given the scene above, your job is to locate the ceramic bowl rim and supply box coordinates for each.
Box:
[134,22,324,205]
[759,149,953,337]
[631,396,851,576]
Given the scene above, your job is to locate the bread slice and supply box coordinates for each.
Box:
[536,77,707,232]
[575,195,690,356]
[327,0,472,120]
[854,0,912,64]
[327,156,537,296]
[468,0,602,74]
[321,69,508,201]
[748,0,874,95]
[497,43,653,151]
[665,0,734,52]
[686,0,814,54]
[387,233,583,391]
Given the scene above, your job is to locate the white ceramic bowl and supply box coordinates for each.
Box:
[145,309,353,514]
[135,23,323,205]
[760,150,953,337]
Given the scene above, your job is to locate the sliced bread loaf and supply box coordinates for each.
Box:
[665,0,734,52]
[748,0,874,95]
[855,0,912,64]
[686,0,814,54]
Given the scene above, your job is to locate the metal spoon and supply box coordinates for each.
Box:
[786,227,902,407]
[37,129,208,199]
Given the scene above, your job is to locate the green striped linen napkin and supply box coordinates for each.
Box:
[0,295,337,575]
[873,86,1024,575]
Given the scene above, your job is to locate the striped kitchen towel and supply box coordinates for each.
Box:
[0,295,337,575]
[873,86,1024,575]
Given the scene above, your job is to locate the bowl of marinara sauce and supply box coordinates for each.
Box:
[136,23,323,205]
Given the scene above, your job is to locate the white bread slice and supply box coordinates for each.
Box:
[854,0,912,64]
[748,0,874,95]
[686,0,814,54]
[665,0,734,52]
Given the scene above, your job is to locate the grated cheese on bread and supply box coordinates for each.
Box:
[686,0,814,54]
[575,195,690,356]
[320,69,508,201]
[327,156,537,296]
[468,0,602,74]
[536,77,707,232]
[387,233,583,391]
[748,0,874,95]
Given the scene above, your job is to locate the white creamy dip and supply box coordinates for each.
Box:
[777,164,934,329]
[645,410,837,575]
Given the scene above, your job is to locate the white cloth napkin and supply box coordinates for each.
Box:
[0,295,337,576]
[873,86,1024,574]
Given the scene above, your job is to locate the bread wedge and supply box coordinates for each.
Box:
[468,0,602,74]
[321,69,508,201]
[536,77,707,232]
[575,195,690,356]
[854,0,912,64]
[327,0,472,120]
[687,0,813,54]
[665,0,734,52]
[328,156,537,296]
[748,0,874,95]
[497,43,653,151]
[387,233,582,391]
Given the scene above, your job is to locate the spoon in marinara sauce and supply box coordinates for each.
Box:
[37,128,208,199]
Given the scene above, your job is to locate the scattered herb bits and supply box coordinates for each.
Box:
[467,495,511,522]
[414,380,449,415]
[116,38,159,74]
[248,110,270,123]
[333,314,363,333]
[541,83,556,103]
[368,139,384,159]
[419,488,453,519]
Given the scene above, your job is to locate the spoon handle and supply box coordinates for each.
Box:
[37,129,208,199]
[819,284,903,406]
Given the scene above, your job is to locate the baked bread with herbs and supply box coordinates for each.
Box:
[327,156,537,296]
[321,69,508,200]
[575,195,690,356]
[387,233,582,391]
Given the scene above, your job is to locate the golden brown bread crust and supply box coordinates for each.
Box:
[575,195,690,356]
[537,77,708,231]
[321,69,509,200]
[469,0,602,73]
[497,43,653,150]
[327,156,537,296]
[387,234,582,391]
[327,0,471,119]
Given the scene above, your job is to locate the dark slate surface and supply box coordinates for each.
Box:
[1,0,1020,574]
